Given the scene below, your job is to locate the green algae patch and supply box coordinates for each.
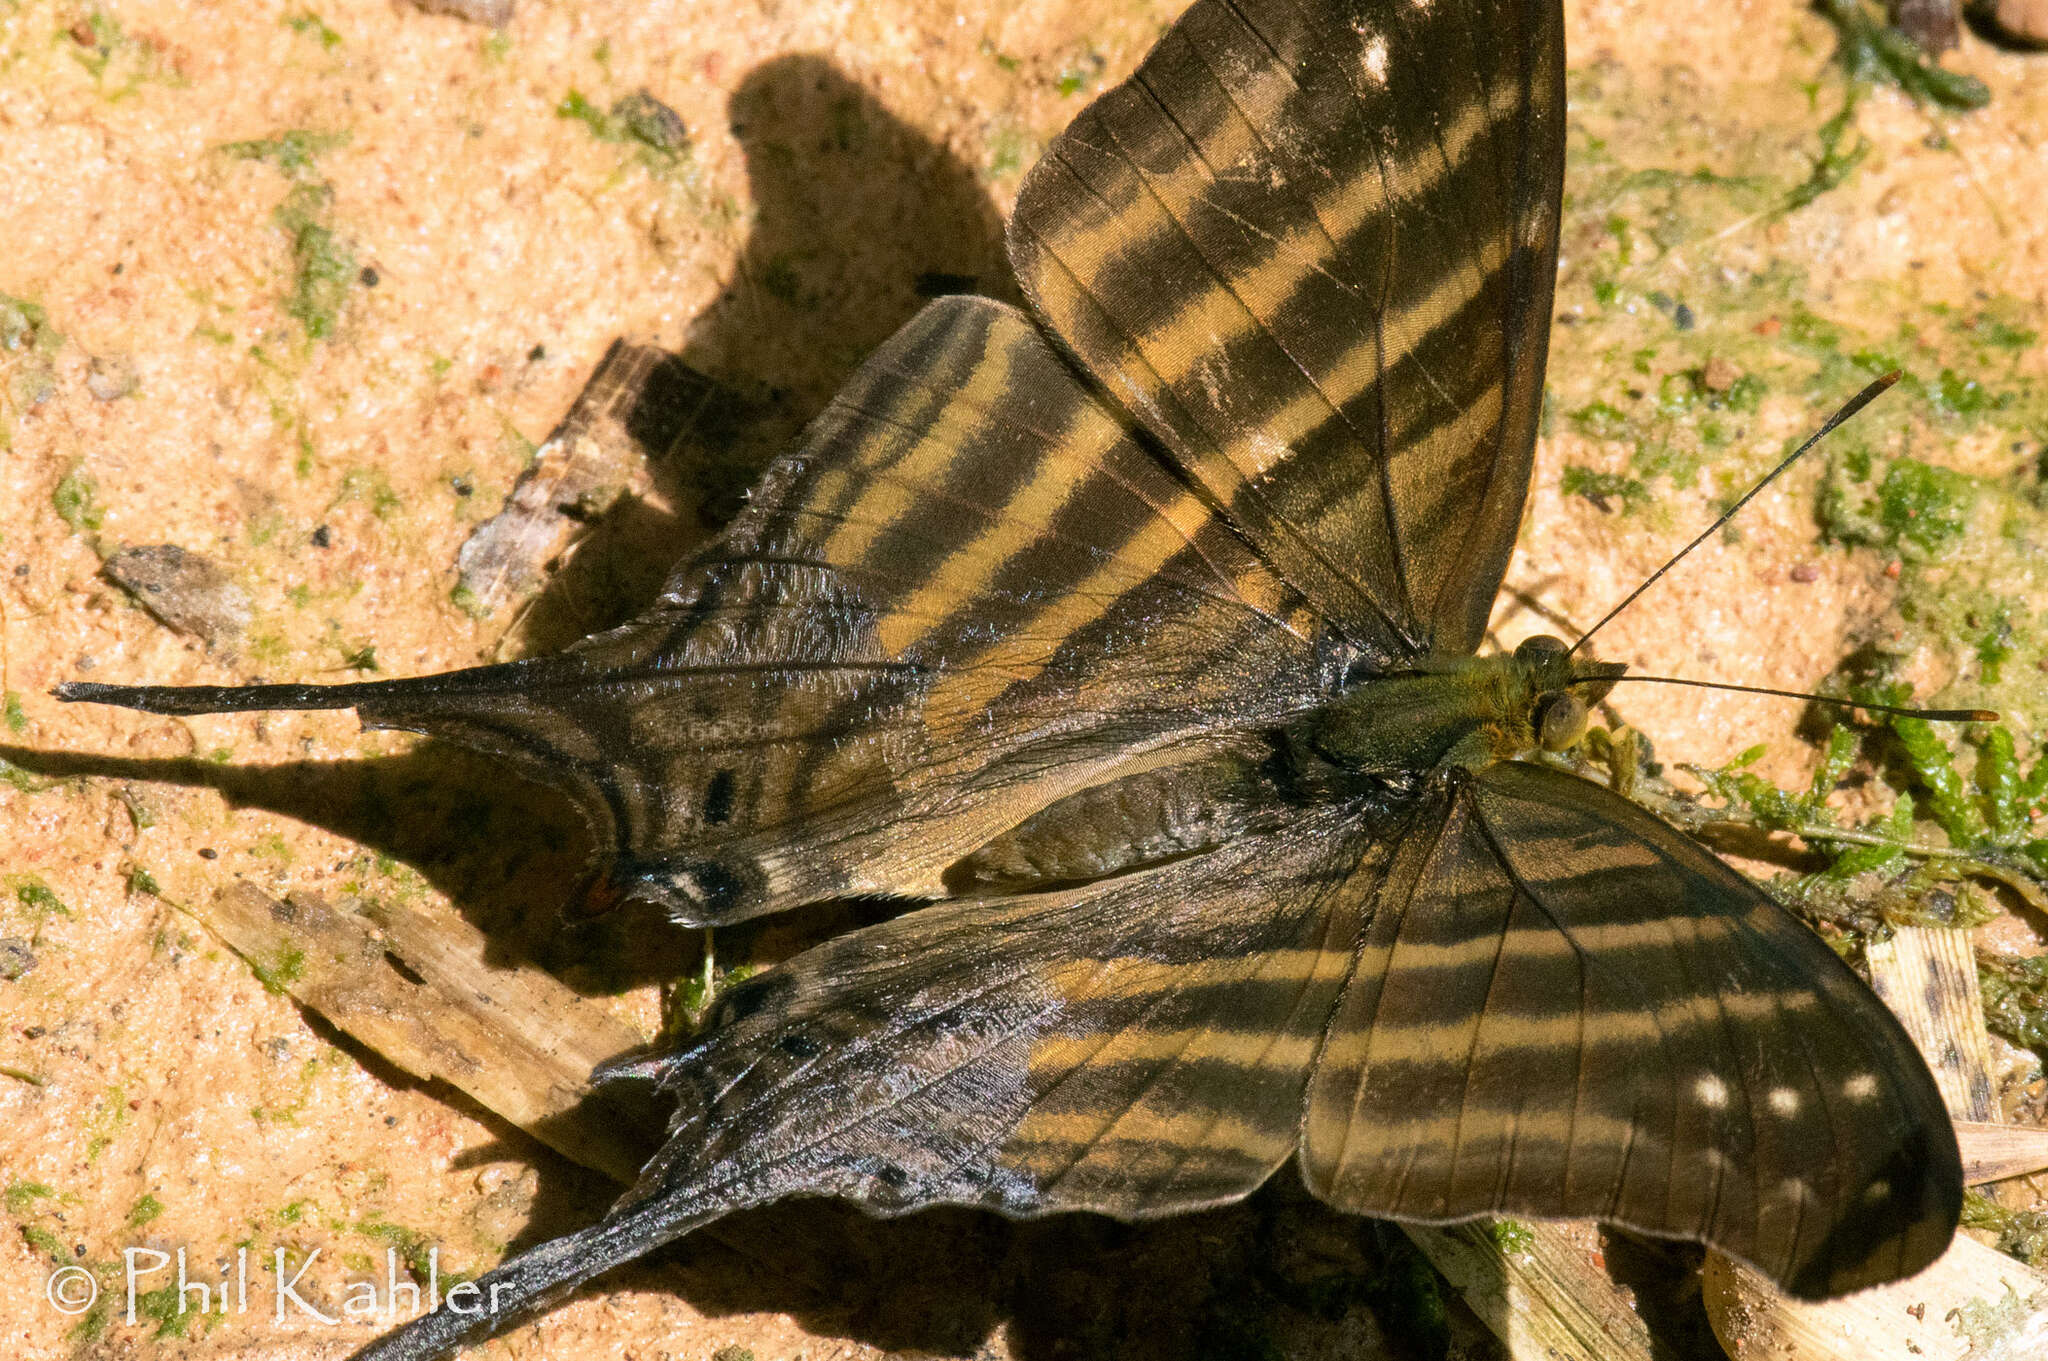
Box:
[558,88,692,177]
[50,462,104,536]
[1,292,64,451]
[284,10,343,49]
[275,181,356,341]
[251,943,307,995]
[1816,0,1991,112]
[218,131,358,341]
[1820,454,1977,561]
[64,8,185,99]
[222,129,350,174]
[1556,55,2048,757]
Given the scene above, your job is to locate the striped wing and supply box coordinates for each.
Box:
[1300,760,1961,1298]
[69,296,1329,924]
[349,805,1388,1361]
[1009,0,1564,659]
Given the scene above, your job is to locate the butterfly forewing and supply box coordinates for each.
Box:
[1009,0,1564,656]
[1301,761,1962,1297]
[334,296,1330,922]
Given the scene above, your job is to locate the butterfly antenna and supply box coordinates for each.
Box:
[1565,371,1899,660]
[1585,673,1995,723]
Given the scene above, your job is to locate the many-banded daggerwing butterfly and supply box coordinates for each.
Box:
[60,0,1964,1356]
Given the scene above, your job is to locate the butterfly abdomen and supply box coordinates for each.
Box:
[947,741,1292,892]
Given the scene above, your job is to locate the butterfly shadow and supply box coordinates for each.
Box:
[0,738,683,984]
[447,1141,1558,1361]
[504,52,1019,654]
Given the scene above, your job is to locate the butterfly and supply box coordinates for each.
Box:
[59,0,1963,1357]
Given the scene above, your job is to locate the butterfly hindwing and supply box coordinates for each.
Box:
[1009,0,1564,657]
[353,800,1391,1361]
[1299,759,1962,1297]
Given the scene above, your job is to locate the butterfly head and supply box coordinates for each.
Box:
[1509,634,1627,756]
[1307,635,1628,775]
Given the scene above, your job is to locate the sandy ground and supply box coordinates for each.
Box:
[1,1,2045,1358]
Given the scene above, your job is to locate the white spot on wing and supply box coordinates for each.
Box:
[1768,1087,1801,1117]
[1360,35,1389,86]
[1864,1178,1892,1203]
[1844,1073,1880,1101]
[1694,1074,1729,1108]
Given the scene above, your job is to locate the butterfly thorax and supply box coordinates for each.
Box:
[1307,635,1626,777]
[950,637,1623,895]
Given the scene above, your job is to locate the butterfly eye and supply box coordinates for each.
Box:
[1515,634,1569,663]
[1537,692,1589,752]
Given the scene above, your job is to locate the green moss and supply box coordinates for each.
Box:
[20,1223,66,1260]
[284,10,342,48]
[126,1192,164,1227]
[1561,465,1645,510]
[1569,399,1630,440]
[4,1180,56,1215]
[988,124,1028,178]
[1930,367,2001,418]
[1723,372,1767,412]
[276,182,356,340]
[1959,313,2038,354]
[247,632,291,667]
[218,132,356,340]
[1784,91,1869,213]
[85,1084,131,1162]
[67,1285,115,1345]
[0,292,59,354]
[1820,454,1977,561]
[1816,0,1991,111]
[1484,1219,1536,1255]
[3,691,24,734]
[13,876,72,920]
[1962,1190,2048,1269]
[557,89,692,176]
[51,463,105,535]
[134,1280,205,1339]
[64,9,182,96]
[251,832,294,862]
[449,582,489,618]
[251,944,307,995]
[355,1219,443,1282]
[336,466,402,518]
[221,129,349,176]
[1879,458,1975,555]
[0,759,56,794]
[1981,955,2048,1057]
